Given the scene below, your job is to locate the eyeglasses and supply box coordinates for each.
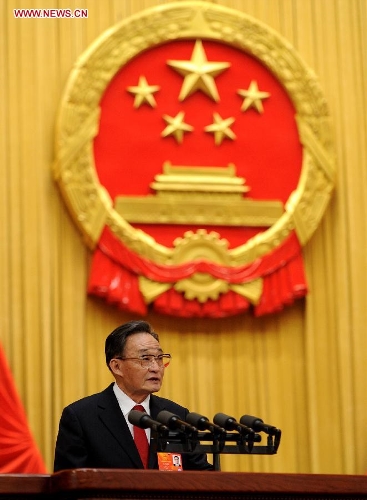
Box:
[115,354,171,368]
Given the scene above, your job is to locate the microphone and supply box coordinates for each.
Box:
[240,414,278,436]
[213,413,255,437]
[186,412,226,435]
[128,410,169,435]
[157,410,197,434]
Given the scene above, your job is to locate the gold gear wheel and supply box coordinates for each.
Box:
[171,229,230,302]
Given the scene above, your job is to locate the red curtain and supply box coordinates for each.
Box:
[0,343,47,473]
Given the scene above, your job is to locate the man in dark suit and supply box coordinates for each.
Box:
[54,320,212,471]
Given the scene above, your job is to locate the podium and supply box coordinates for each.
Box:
[1,469,367,499]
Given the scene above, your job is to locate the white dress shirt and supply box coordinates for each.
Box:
[113,382,151,440]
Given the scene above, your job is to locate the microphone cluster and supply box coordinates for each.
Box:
[128,409,281,458]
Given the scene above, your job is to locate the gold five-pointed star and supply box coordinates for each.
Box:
[204,112,236,146]
[161,111,194,143]
[167,40,230,102]
[127,75,160,108]
[237,80,270,113]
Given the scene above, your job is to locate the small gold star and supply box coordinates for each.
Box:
[204,113,236,146]
[127,75,160,108]
[167,40,230,102]
[161,111,194,143]
[237,80,270,113]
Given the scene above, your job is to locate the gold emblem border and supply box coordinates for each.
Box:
[53,0,335,269]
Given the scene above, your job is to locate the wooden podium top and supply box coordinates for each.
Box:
[1,469,367,499]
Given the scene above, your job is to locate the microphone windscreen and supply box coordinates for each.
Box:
[186,412,209,430]
[128,409,146,427]
[240,415,264,430]
[156,410,177,425]
[213,413,235,429]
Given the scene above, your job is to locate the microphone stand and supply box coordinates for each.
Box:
[149,412,281,471]
[133,410,281,471]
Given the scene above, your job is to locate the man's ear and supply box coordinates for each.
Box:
[109,358,122,375]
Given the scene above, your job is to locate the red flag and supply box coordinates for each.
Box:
[0,342,47,473]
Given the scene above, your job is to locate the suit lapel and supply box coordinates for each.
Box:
[97,385,143,468]
[150,395,169,420]
[148,395,171,469]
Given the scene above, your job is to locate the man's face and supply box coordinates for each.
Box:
[110,332,165,402]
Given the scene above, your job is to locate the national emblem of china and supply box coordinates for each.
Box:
[53,1,335,318]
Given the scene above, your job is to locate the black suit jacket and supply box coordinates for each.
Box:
[54,383,212,471]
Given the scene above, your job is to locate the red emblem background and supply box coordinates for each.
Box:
[94,40,302,248]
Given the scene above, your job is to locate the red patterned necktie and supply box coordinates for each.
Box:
[132,405,149,468]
